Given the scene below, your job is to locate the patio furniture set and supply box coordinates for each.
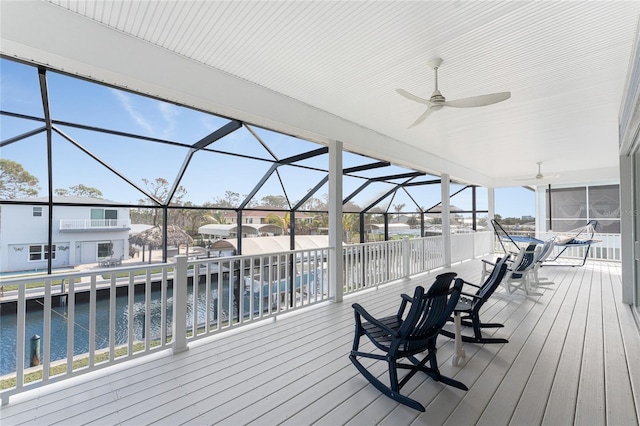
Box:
[348,220,597,411]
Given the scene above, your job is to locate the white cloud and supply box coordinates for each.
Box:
[112,90,154,135]
[158,102,179,138]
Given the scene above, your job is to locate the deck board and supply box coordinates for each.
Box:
[575,265,606,425]
[508,265,582,425]
[1,260,638,426]
[602,263,639,426]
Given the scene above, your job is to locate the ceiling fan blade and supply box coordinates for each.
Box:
[409,108,434,128]
[514,174,561,181]
[396,88,433,106]
[444,91,511,108]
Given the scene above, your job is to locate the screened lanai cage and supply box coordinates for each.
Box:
[0,56,490,275]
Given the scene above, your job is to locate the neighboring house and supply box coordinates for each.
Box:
[222,207,313,225]
[0,197,131,273]
[198,223,283,240]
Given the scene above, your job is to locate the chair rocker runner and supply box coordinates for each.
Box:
[349,272,467,412]
[440,256,511,345]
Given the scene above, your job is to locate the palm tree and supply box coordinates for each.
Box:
[265,212,289,234]
[342,213,360,243]
[393,203,406,223]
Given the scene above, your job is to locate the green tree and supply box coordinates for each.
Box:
[260,195,288,208]
[213,190,241,208]
[266,212,290,234]
[406,215,419,227]
[204,210,227,225]
[0,159,39,199]
[342,213,360,243]
[55,184,103,198]
[138,177,187,226]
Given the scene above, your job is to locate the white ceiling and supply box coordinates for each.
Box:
[2,1,640,187]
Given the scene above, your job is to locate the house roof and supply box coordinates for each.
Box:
[223,209,313,219]
[198,223,283,237]
[10,196,125,205]
[209,235,328,255]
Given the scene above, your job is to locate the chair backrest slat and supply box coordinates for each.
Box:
[476,256,510,303]
[408,272,459,340]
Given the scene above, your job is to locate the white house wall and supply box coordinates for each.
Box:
[0,204,130,273]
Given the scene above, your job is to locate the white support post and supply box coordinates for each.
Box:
[488,187,495,224]
[403,237,410,278]
[441,173,451,267]
[172,255,189,354]
[329,140,344,302]
[488,187,495,255]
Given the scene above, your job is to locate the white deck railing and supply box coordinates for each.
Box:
[3,229,605,404]
[0,246,333,403]
[494,231,622,262]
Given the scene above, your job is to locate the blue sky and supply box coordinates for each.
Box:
[0,58,534,218]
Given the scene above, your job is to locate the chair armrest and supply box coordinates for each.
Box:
[352,303,399,337]
[401,294,413,302]
[396,293,417,316]
[460,291,482,300]
[460,279,481,289]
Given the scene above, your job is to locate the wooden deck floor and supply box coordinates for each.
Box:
[1,259,639,425]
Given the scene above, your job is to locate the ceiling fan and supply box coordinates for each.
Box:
[515,162,560,181]
[396,58,511,127]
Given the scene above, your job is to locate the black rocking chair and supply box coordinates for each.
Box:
[349,272,467,412]
[439,256,510,344]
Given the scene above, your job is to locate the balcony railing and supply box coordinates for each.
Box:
[58,219,131,231]
[494,231,622,262]
[0,230,616,404]
[1,245,335,403]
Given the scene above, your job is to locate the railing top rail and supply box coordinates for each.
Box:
[187,245,333,263]
[0,262,174,286]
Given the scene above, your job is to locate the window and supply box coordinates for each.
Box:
[546,184,620,233]
[91,208,118,219]
[29,245,41,261]
[29,244,56,261]
[33,207,42,217]
[97,242,112,258]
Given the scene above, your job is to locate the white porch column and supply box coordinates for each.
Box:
[329,140,344,302]
[172,255,189,353]
[619,154,636,305]
[487,187,496,255]
[487,187,495,223]
[441,173,451,268]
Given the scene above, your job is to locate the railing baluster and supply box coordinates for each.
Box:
[89,275,96,367]
[43,279,51,383]
[161,268,168,344]
[217,260,224,330]
[109,273,116,361]
[127,271,134,356]
[16,284,25,390]
[192,264,199,336]
[145,269,151,350]
[205,262,211,334]
[67,278,75,375]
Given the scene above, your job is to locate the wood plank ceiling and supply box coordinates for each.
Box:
[32,1,640,186]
